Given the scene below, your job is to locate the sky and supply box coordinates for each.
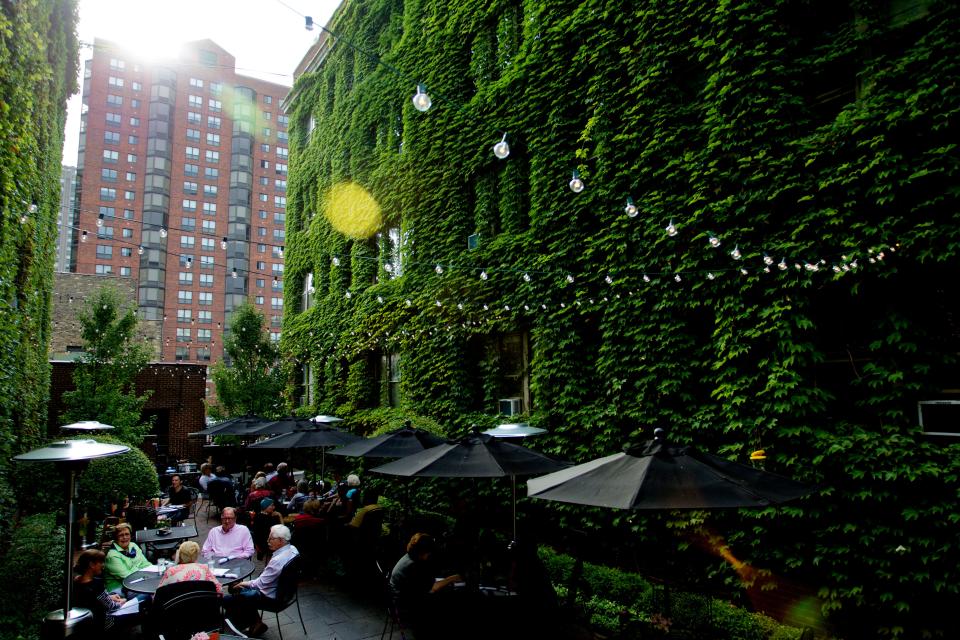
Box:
[63,0,343,164]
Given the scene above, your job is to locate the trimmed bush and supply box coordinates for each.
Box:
[0,513,65,640]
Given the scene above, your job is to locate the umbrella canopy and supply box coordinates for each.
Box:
[527,428,813,510]
[246,416,318,436]
[329,424,445,459]
[248,424,361,479]
[190,414,275,437]
[371,432,567,478]
[59,420,115,432]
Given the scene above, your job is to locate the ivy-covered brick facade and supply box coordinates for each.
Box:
[283,0,960,635]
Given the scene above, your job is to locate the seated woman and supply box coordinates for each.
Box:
[73,549,128,633]
[389,533,463,640]
[158,541,222,595]
[104,523,152,593]
[244,477,273,511]
[287,480,311,514]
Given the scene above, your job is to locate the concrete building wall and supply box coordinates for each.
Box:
[55,165,77,272]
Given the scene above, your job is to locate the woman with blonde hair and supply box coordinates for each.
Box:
[157,540,223,594]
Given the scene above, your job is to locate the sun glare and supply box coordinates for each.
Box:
[324,182,382,239]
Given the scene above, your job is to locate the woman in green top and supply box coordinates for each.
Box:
[104,523,151,592]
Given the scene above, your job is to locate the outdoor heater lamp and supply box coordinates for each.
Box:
[14,438,129,639]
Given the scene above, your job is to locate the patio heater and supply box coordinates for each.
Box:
[14,438,129,639]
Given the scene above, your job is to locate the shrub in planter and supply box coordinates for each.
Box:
[0,513,65,640]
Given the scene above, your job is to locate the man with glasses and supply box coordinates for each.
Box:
[224,524,299,637]
[201,507,254,559]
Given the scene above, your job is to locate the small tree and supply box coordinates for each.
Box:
[61,287,153,446]
[211,302,284,417]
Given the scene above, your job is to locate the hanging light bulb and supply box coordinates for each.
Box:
[604,275,613,284]
[731,245,741,260]
[492,133,510,159]
[385,262,395,273]
[20,212,28,224]
[435,264,443,275]
[569,170,584,193]
[332,256,340,267]
[674,274,682,282]
[665,220,678,237]
[159,227,168,238]
[624,197,638,218]
[221,237,228,250]
[29,204,38,214]
[231,268,238,279]
[566,274,575,284]
[345,291,352,299]
[137,245,144,255]
[435,300,442,307]
[96,213,104,227]
[278,247,283,258]
[412,84,432,112]
[707,272,715,280]
[405,299,412,307]
[480,270,488,280]
[522,273,531,282]
[777,259,788,271]
[832,265,841,273]
[740,267,749,275]
[304,15,314,30]
[763,254,774,265]
[376,295,383,304]
[708,234,721,248]
[81,230,88,242]
[643,274,651,283]
[185,257,192,269]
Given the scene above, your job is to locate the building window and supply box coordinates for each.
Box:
[200,237,215,251]
[178,272,193,285]
[123,209,134,220]
[199,273,214,288]
[105,112,121,126]
[275,179,286,191]
[120,247,132,257]
[201,220,216,234]
[272,279,282,291]
[103,149,118,163]
[202,202,216,215]
[127,153,137,163]
[183,181,198,195]
[107,94,123,106]
[207,115,221,129]
[175,347,189,361]
[263,111,272,120]
[262,128,271,138]
[260,143,270,153]
[109,58,125,70]
[200,255,214,269]
[186,128,201,142]
[185,146,200,161]
[179,254,194,267]
[184,163,199,176]
[273,229,285,241]
[274,196,286,209]
[97,226,114,239]
[276,147,288,159]
[271,297,283,310]
[101,168,118,181]
[205,150,220,163]
[259,177,269,187]
[131,98,141,108]
[206,133,220,146]
[254,296,264,305]
[95,264,112,274]
[198,310,212,323]
[189,77,204,88]
[208,99,222,112]
[276,163,287,175]
[175,328,191,342]
[125,171,136,181]
[99,206,115,218]
[264,95,273,104]
[188,111,201,124]
[271,245,283,258]
[180,236,196,248]
[204,167,219,179]
[256,261,266,270]
[177,290,193,304]
[188,94,203,108]
[209,81,222,95]
[198,292,213,306]
[124,191,135,201]
[104,131,120,144]
[177,309,192,322]
[108,76,124,87]
[129,117,140,127]
[270,331,280,343]
[100,187,116,200]
[278,115,289,127]
[127,134,138,144]
[96,245,113,258]
[203,184,217,197]
[119,266,131,276]
[302,273,314,311]
[197,348,211,362]
[132,81,142,91]
[122,228,133,238]
[197,329,212,343]
[183,199,197,211]
[181,217,196,231]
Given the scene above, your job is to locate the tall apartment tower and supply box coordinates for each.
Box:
[55,165,77,272]
[73,39,289,393]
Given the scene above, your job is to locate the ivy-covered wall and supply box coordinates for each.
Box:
[283,0,960,635]
[0,0,79,542]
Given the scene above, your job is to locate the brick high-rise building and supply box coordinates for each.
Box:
[72,39,289,397]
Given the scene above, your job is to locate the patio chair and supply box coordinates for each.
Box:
[377,559,407,640]
[151,580,220,640]
[258,554,306,640]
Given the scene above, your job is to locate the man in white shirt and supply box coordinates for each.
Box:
[201,507,254,559]
[224,524,299,637]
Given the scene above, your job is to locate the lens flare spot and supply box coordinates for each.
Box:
[324,182,382,239]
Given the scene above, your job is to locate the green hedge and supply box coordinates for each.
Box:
[0,513,65,640]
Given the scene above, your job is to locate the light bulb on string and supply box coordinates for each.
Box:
[522,273,531,282]
[412,84,432,112]
[832,265,841,273]
[794,263,802,271]
[29,204,38,214]
[624,197,638,218]
[642,274,651,283]
[707,273,715,280]
[20,212,28,224]
[763,254,774,265]
[376,296,383,304]
[81,230,88,242]
[480,271,488,280]
[231,268,238,279]
[740,267,749,275]
[566,274,575,284]
[674,274,682,282]
[96,213,104,227]
[137,245,144,255]
[731,245,741,260]
[159,227,167,238]
[405,299,412,307]
[435,264,443,275]
[569,170,584,193]
[435,300,442,307]
[492,133,510,159]
[345,291,352,299]
[221,237,228,250]
[605,275,613,284]
[185,257,192,269]
[708,234,721,248]
[665,220,678,237]
[777,259,788,271]
[332,256,340,267]
[384,262,393,273]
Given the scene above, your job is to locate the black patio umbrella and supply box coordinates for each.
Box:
[246,416,319,436]
[190,414,276,437]
[527,428,812,510]
[329,423,446,459]
[247,424,361,479]
[372,431,569,540]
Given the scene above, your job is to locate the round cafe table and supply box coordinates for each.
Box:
[122,557,255,595]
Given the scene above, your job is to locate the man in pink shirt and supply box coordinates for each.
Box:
[202,507,254,559]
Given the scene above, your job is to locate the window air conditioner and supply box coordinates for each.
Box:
[498,398,522,416]
[918,400,960,437]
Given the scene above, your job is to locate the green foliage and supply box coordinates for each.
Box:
[210,302,284,417]
[61,287,153,446]
[0,513,65,640]
[0,0,78,547]
[283,0,960,636]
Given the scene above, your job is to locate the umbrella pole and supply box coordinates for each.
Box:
[512,474,517,542]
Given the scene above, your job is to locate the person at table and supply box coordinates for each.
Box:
[245,476,272,510]
[198,463,215,492]
[253,498,283,560]
[202,506,254,559]
[74,549,129,633]
[207,466,237,511]
[268,461,293,497]
[158,541,223,595]
[287,480,311,514]
[389,532,463,639]
[104,523,152,593]
[224,524,299,638]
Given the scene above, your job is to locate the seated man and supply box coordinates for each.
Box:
[202,507,254,559]
[224,524,299,638]
[162,474,193,522]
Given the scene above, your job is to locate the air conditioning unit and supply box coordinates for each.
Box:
[498,398,522,416]
[918,400,960,437]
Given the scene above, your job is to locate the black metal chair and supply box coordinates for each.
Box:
[377,559,407,640]
[152,580,221,640]
[258,554,306,640]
